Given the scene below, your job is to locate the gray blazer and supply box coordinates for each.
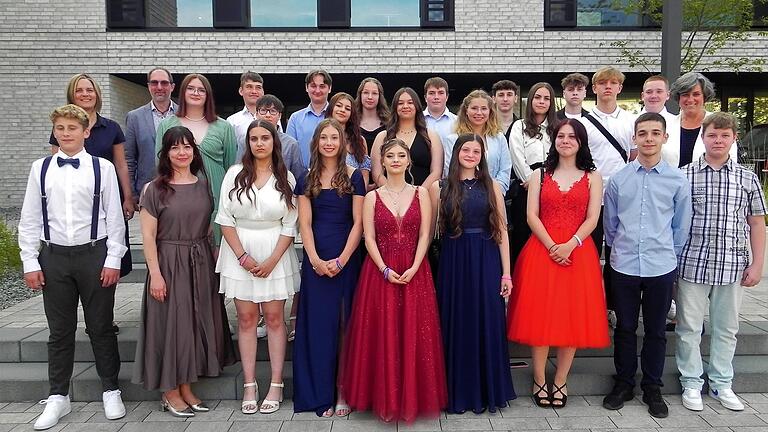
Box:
[124,102,177,200]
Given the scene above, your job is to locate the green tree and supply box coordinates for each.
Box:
[605,0,768,73]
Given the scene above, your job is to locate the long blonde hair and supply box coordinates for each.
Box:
[454,90,502,137]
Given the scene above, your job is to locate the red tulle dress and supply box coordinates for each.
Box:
[341,190,447,422]
[507,171,610,348]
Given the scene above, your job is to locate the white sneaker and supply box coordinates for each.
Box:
[666,299,677,321]
[34,394,71,430]
[257,323,267,339]
[103,389,126,420]
[709,388,745,411]
[681,387,703,411]
[607,310,617,329]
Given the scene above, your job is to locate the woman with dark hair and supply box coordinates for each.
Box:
[355,77,389,153]
[155,73,237,247]
[327,92,371,185]
[371,87,443,187]
[507,82,559,267]
[133,126,236,417]
[215,120,300,414]
[507,119,608,408]
[342,138,447,422]
[292,118,365,418]
[429,133,516,414]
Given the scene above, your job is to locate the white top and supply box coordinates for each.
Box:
[215,165,298,238]
[424,107,457,142]
[508,119,552,181]
[660,111,738,168]
[578,106,635,185]
[226,107,284,161]
[18,149,127,273]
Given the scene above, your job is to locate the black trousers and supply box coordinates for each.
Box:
[591,206,615,310]
[39,239,120,395]
[507,189,530,268]
[610,269,676,389]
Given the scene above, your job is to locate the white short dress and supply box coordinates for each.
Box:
[215,165,300,303]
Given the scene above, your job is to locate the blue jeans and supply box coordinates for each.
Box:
[675,278,743,391]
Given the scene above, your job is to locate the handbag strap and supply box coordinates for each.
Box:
[583,113,628,162]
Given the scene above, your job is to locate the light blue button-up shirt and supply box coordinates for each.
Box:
[604,159,692,277]
[286,102,328,168]
[442,132,512,194]
[424,107,457,143]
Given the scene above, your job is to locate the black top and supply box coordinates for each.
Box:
[361,125,386,155]
[49,114,125,162]
[407,133,431,186]
[679,126,700,168]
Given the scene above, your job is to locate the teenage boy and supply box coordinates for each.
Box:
[556,73,590,120]
[423,76,457,140]
[19,104,128,430]
[125,67,177,203]
[639,75,678,167]
[491,79,520,138]
[676,112,766,412]
[602,112,692,418]
[287,69,332,168]
[227,71,270,159]
[254,95,306,185]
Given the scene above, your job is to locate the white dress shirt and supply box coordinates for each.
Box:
[18,149,127,273]
[508,119,552,182]
[578,106,635,186]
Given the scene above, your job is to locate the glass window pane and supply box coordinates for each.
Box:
[351,0,419,27]
[177,0,213,27]
[251,0,317,27]
[576,0,641,27]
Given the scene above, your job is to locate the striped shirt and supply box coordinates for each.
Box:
[679,156,767,285]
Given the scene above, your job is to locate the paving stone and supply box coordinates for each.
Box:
[227,420,282,432]
[185,409,233,422]
[25,402,89,413]
[395,418,441,431]
[700,413,768,427]
[228,406,293,421]
[184,421,233,432]
[119,422,189,432]
[653,414,711,428]
[551,405,612,417]
[0,362,91,402]
[444,410,502,419]
[279,420,332,432]
[291,411,335,421]
[707,403,759,414]
[0,327,44,361]
[7,425,66,432]
[591,429,655,432]
[750,403,768,413]
[143,410,191,422]
[0,425,12,432]
[743,394,768,404]
[0,412,38,423]
[489,417,551,430]
[87,408,150,423]
[498,406,557,417]
[54,411,95,423]
[325,419,396,432]
[59,424,125,432]
[545,416,615,430]
[729,427,768,432]
[0,402,38,412]
[439,418,492,430]
[605,414,658,428]
[79,401,141,412]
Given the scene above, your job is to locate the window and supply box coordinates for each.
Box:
[251,0,316,27]
[351,0,419,27]
[178,0,213,27]
[544,0,655,28]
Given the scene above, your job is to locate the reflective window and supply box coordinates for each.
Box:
[177,0,213,27]
[576,0,642,27]
[251,0,317,27]
[351,0,420,27]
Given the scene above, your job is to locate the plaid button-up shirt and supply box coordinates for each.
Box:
[679,155,767,285]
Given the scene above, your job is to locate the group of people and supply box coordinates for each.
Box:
[17,65,764,430]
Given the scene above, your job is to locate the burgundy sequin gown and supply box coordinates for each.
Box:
[341,190,447,422]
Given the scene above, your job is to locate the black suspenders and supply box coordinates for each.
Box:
[39,155,102,245]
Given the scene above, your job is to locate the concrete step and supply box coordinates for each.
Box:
[3,322,768,363]
[2,355,767,402]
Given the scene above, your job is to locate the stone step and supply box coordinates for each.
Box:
[2,355,767,402]
[3,321,767,364]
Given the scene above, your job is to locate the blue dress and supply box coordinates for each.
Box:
[436,180,516,413]
[292,169,365,415]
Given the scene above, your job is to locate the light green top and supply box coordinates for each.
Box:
[155,116,237,245]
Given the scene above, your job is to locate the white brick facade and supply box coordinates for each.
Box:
[1,0,767,206]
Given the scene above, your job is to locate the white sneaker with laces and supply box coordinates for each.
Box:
[709,388,744,411]
[666,299,677,321]
[34,394,71,430]
[681,387,703,411]
[257,323,267,338]
[103,389,126,420]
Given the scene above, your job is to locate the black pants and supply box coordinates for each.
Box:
[591,206,615,310]
[39,239,120,395]
[507,189,530,268]
[610,269,676,389]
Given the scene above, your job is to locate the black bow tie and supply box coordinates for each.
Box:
[57,157,80,169]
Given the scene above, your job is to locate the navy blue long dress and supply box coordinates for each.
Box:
[437,180,516,413]
[292,170,365,416]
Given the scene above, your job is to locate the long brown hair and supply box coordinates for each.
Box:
[439,134,504,243]
[385,87,431,150]
[229,119,294,209]
[354,77,390,122]
[176,73,218,123]
[326,92,366,164]
[523,82,558,139]
[304,118,353,198]
[155,126,210,205]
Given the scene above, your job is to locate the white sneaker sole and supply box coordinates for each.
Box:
[105,407,126,420]
[33,407,71,430]
[709,391,745,411]
[682,398,703,411]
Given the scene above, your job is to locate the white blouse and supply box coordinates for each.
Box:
[508,119,552,182]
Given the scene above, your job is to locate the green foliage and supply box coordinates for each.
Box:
[0,221,21,274]
[606,0,768,73]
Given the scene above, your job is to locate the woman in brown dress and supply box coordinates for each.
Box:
[133,126,236,416]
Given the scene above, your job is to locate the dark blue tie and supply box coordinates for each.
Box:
[57,158,80,169]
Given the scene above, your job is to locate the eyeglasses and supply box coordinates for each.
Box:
[186,86,207,95]
[148,80,172,87]
[257,108,280,116]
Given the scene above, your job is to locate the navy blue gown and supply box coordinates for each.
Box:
[436,180,516,413]
[292,170,365,416]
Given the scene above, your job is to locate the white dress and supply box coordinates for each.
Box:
[215,165,300,303]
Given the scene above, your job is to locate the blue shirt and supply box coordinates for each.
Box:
[286,102,328,169]
[424,107,457,143]
[604,159,692,277]
[442,132,512,194]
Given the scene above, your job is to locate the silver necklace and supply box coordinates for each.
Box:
[184,115,205,122]
[384,183,409,216]
[463,178,479,190]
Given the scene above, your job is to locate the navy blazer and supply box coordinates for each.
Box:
[124,102,177,199]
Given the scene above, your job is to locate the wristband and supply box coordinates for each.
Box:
[572,234,583,247]
[238,253,249,266]
[336,258,343,271]
[383,267,391,280]
[548,244,558,252]
[501,276,512,281]
[237,251,247,260]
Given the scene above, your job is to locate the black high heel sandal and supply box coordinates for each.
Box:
[532,381,551,408]
[551,382,568,408]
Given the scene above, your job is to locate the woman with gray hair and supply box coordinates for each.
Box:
[666,72,737,167]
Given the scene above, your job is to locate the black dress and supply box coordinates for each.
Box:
[362,125,386,154]
[408,133,432,186]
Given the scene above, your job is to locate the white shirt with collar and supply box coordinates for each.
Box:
[578,106,635,185]
[424,107,457,142]
[226,107,285,160]
[508,118,552,182]
[18,149,127,273]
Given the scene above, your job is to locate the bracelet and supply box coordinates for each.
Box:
[501,276,512,281]
[572,234,583,247]
[238,253,249,266]
[548,244,558,252]
[382,266,391,280]
[237,251,247,260]
[335,258,343,271]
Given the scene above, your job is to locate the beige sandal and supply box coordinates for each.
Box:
[259,382,284,414]
[241,382,259,414]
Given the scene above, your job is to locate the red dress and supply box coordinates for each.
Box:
[507,171,610,348]
[341,191,447,422]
